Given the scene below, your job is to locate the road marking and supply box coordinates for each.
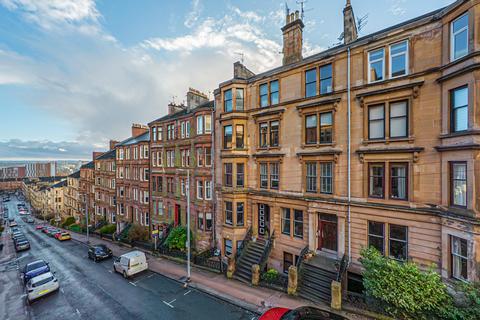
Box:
[162,299,176,308]
[60,288,65,294]
[147,274,154,278]
[129,281,137,286]
[108,270,113,273]
[183,290,192,296]
[76,309,81,316]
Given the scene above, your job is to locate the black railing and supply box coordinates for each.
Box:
[193,248,222,272]
[258,231,275,273]
[335,254,349,282]
[235,227,252,260]
[296,245,310,269]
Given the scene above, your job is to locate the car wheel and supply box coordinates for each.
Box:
[123,271,128,279]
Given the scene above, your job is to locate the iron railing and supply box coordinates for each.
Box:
[193,247,222,272]
[335,254,349,282]
[296,245,310,269]
[258,230,275,273]
[235,227,252,261]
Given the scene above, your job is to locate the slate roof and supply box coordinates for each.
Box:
[117,131,150,147]
[51,180,67,188]
[95,149,116,160]
[149,100,214,125]
[68,171,80,178]
[220,0,466,85]
[80,161,94,169]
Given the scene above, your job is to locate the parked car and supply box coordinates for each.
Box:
[57,233,71,241]
[113,251,148,278]
[36,225,45,230]
[26,272,59,303]
[88,244,113,262]
[26,217,34,224]
[15,239,30,252]
[23,260,50,284]
[13,235,27,244]
[53,231,63,239]
[259,307,348,320]
[12,231,23,239]
[10,221,17,227]
[8,217,14,222]
[47,229,60,237]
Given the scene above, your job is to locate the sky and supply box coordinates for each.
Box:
[0,0,455,160]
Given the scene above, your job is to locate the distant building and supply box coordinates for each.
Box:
[0,166,26,179]
[94,143,117,225]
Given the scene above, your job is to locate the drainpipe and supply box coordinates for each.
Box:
[211,102,216,246]
[347,47,352,263]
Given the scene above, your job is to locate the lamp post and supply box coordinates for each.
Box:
[186,169,191,283]
[84,194,89,244]
[178,168,191,284]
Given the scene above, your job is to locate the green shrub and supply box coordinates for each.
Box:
[69,224,81,232]
[99,224,116,235]
[49,218,56,226]
[438,282,480,320]
[165,226,191,251]
[61,216,76,228]
[261,268,280,282]
[127,224,148,242]
[360,247,450,319]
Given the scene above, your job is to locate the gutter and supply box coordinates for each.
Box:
[347,47,352,263]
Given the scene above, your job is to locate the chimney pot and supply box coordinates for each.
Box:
[282,11,304,65]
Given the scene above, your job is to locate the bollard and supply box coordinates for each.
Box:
[287,265,298,295]
[226,256,236,279]
[251,264,260,286]
[331,280,342,310]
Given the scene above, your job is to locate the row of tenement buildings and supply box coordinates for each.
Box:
[23,0,480,301]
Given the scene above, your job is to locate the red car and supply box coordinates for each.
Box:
[259,306,347,320]
[53,231,63,239]
[36,225,45,230]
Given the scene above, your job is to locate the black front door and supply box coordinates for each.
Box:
[258,204,270,236]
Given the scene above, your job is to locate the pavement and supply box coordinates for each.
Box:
[1,195,257,320]
[63,224,366,319]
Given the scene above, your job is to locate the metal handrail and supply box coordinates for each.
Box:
[296,245,310,269]
[235,227,252,260]
[335,254,349,282]
[258,230,275,272]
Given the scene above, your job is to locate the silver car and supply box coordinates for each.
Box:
[26,272,59,303]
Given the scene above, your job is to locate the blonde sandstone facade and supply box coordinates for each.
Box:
[214,0,480,287]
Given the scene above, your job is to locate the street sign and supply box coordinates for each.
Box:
[152,229,159,235]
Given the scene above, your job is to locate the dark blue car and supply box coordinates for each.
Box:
[23,260,50,283]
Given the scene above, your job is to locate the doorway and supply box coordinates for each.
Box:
[174,204,181,226]
[318,213,338,252]
[258,203,270,237]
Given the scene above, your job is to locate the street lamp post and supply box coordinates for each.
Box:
[186,169,191,283]
[84,194,89,244]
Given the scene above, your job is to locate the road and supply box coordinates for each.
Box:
[1,195,256,320]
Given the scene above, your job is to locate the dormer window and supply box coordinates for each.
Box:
[451,13,468,61]
[368,48,385,83]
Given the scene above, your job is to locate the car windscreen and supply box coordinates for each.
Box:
[26,262,46,272]
[32,276,54,287]
[17,240,29,245]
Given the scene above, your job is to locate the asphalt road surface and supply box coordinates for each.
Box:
[1,196,256,320]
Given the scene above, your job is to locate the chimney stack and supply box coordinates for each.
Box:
[92,151,103,160]
[109,140,118,150]
[233,61,255,79]
[281,10,304,65]
[131,123,149,138]
[343,0,358,44]
[168,102,186,115]
[186,88,209,110]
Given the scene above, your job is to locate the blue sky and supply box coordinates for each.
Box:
[0,0,454,160]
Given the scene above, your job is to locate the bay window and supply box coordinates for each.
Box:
[224,89,232,112]
[451,236,468,280]
[390,163,408,200]
[224,163,233,187]
[320,162,333,194]
[223,125,232,149]
[236,202,244,226]
[368,221,385,254]
[236,88,244,111]
[451,86,468,133]
[236,163,244,187]
[369,163,385,198]
[235,124,244,148]
[368,104,385,140]
[306,162,317,192]
[225,202,233,225]
[451,162,467,207]
[389,224,408,260]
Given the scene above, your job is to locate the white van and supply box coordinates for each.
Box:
[113,250,148,278]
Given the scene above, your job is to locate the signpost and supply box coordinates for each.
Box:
[152,229,159,251]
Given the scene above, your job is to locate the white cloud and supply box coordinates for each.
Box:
[0,0,99,29]
[184,0,201,28]
[142,7,282,72]
[389,0,407,16]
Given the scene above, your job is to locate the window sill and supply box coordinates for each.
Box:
[439,129,480,139]
[302,142,334,148]
[362,136,414,145]
[257,146,281,151]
